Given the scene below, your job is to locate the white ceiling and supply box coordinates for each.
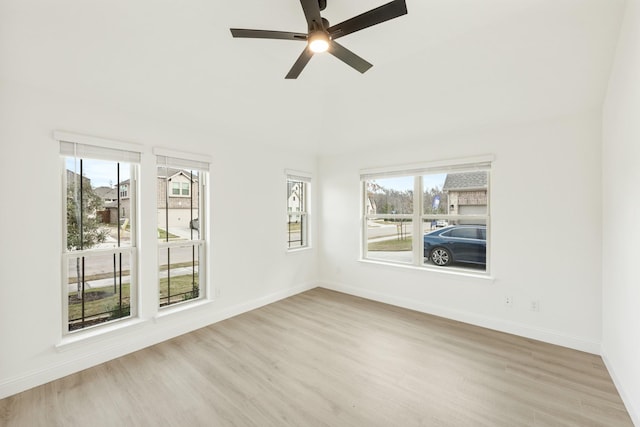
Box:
[0,0,626,155]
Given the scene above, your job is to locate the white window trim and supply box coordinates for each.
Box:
[153,147,212,165]
[360,155,493,179]
[155,148,210,308]
[58,131,141,337]
[56,131,145,158]
[361,157,492,277]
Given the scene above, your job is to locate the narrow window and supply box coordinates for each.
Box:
[59,135,140,333]
[286,171,311,250]
[156,152,209,307]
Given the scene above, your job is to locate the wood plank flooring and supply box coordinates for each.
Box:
[0,288,633,426]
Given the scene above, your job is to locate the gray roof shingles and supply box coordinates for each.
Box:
[443,172,488,191]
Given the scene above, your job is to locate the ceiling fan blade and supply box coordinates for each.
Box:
[230,28,308,41]
[285,47,314,79]
[299,0,323,30]
[327,0,407,40]
[327,41,373,74]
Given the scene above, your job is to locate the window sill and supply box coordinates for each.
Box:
[56,318,147,352]
[358,258,494,282]
[286,246,313,254]
[154,298,214,322]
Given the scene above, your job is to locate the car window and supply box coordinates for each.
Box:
[449,228,480,239]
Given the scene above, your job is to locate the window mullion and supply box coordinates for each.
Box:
[413,175,422,266]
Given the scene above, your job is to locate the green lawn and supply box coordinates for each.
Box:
[68,284,131,323]
[157,228,180,239]
[368,237,412,251]
[159,273,199,304]
[68,273,199,327]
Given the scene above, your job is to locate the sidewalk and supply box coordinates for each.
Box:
[67,266,199,293]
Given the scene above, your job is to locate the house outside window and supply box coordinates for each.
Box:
[156,149,209,307]
[58,132,141,333]
[362,157,491,274]
[286,170,311,250]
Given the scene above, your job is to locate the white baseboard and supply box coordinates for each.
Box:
[318,280,601,354]
[601,350,640,426]
[0,281,316,400]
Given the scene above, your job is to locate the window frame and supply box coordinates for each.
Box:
[155,148,210,309]
[286,170,312,251]
[58,132,141,335]
[361,156,492,276]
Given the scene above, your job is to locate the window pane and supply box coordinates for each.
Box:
[65,158,132,251]
[157,167,200,242]
[67,252,131,331]
[287,180,305,212]
[366,217,412,264]
[422,173,447,215]
[365,177,413,215]
[422,219,486,272]
[159,244,200,307]
[287,213,307,248]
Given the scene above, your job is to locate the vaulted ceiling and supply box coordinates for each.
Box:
[0,0,626,154]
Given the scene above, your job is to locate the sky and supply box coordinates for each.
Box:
[66,158,131,188]
[371,173,446,192]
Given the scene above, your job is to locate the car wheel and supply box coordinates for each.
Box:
[430,247,452,266]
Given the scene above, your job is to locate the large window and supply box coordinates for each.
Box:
[156,151,209,307]
[362,158,491,273]
[60,136,140,333]
[286,171,311,250]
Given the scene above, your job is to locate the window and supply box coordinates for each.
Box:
[156,150,209,307]
[59,134,140,333]
[286,171,311,250]
[362,157,491,273]
[170,180,191,197]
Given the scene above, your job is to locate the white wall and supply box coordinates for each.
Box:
[318,110,603,353]
[0,82,318,399]
[602,0,640,423]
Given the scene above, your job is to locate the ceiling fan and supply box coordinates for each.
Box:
[230,0,408,79]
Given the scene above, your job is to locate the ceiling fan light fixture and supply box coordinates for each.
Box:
[308,32,330,53]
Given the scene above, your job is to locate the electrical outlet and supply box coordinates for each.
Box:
[530,300,540,312]
[505,296,513,307]
[215,288,222,298]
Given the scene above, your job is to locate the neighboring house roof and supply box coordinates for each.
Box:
[443,172,488,191]
[94,186,117,200]
[158,168,198,182]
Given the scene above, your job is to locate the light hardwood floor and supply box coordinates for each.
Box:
[0,288,633,426]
